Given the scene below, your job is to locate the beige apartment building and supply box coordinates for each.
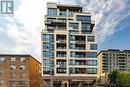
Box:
[97,49,130,83]
[0,54,41,87]
[42,2,98,87]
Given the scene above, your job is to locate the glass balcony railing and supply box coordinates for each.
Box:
[57,54,66,58]
[47,26,66,30]
[57,47,66,49]
[46,19,66,23]
[71,55,86,58]
[57,64,67,68]
[70,39,86,43]
[47,26,56,30]
[70,47,85,50]
[56,39,66,43]
[69,31,94,35]
[75,40,86,43]
[52,19,66,23]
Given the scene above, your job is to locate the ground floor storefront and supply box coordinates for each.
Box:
[42,76,97,87]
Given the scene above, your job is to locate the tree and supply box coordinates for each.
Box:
[108,69,119,84]
[116,72,130,84]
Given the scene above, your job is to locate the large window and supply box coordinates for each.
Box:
[87,68,97,74]
[70,35,75,41]
[86,52,97,58]
[87,36,95,42]
[70,43,75,49]
[69,23,79,29]
[57,60,66,68]
[43,42,54,50]
[48,8,57,16]
[43,51,54,58]
[59,9,67,16]
[87,60,97,66]
[43,59,50,66]
[69,60,75,65]
[68,10,74,16]
[82,22,91,30]
[69,60,86,65]
[43,60,54,69]
[69,68,86,74]
[43,51,49,58]
[43,67,50,74]
[76,15,91,21]
[56,51,66,57]
[58,18,66,22]
[43,34,54,42]
[58,25,66,30]
[90,44,97,50]
[70,51,75,57]
[70,51,86,58]
[68,9,79,16]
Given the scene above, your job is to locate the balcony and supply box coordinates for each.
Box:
[56,35,66,43]
[118,60,126,62]
[70,52,86,58]
[57,68,67,74]
[69,60,86,65]
[57,25,66,30]
[75,55,85,58]
[70,47,85,50]
[70,46,85,50]
[70,53,86,58]
[70,40,86,44]
[57,43,66,49]
[52,19,66,23]
[75,40,86,43]
[56,39,66,43]
[118,66,126,70]
[47,25,66,30]
[69,68,87,74]
[56,51,67,58]
[70,36,86,44]
[57,60,67,68]
[118,57,126,60]
[47,26,56,30]
[70,44,85,50]
[57,65,66,68]
[70,31,94,35]
[69,27,78,31]
[45,18,66,25]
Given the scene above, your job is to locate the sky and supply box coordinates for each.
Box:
[0,0,130,62]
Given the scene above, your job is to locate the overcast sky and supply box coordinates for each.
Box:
[0,0,130,62]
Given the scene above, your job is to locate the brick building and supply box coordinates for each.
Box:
[0,54,41,87]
